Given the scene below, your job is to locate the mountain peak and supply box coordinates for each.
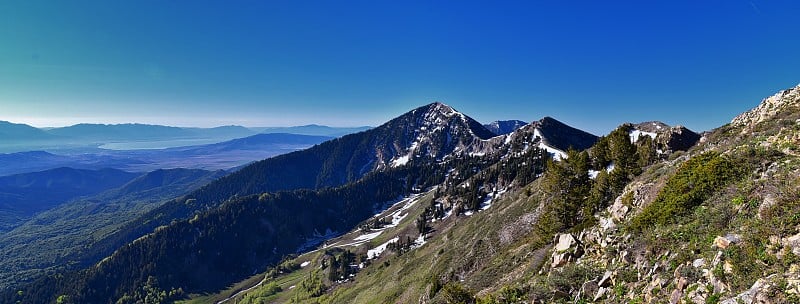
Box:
[528,116,598,152]
[416,102,460,119]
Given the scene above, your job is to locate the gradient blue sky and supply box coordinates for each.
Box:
[1,1,799,134]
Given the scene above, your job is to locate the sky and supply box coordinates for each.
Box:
[1,1,799,135]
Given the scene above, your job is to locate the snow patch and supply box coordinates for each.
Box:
[296,228,339,253]
[588,170,599,179]
[368,237,399,259]
[479,188,508,210]
[354,230,383,241]
[391,154,411,167]
[629,130,657,143]
[412,234,426,249]
[539,142,567,161]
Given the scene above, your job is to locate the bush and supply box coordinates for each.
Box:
[630,152,741,230]
[548,263,601,297]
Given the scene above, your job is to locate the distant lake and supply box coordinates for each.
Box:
[99,138,226,150]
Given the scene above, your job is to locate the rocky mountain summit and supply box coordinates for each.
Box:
[376,102,496,168]
[631,121,701,153]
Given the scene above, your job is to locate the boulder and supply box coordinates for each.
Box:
[669,289,682,304]
[598,270,614,287]
[593,286,607,302]
[552,252,570,268]
[714,234,741,249]
[692,258,706,268]
[551,233,584,268]
[609,199,630,221]
[554,233,578,252]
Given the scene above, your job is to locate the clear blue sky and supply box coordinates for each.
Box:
[1,1,799,134]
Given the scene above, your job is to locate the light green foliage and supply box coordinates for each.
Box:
[440,282,475,304]
[240,282,282,304]
[56,295,69,304]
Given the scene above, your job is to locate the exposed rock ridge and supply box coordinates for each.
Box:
[732,84,800,127]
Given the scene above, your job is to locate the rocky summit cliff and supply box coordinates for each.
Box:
[631,121,701,153]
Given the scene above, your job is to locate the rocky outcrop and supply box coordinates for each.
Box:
[721,270,800,304]
[731,84,800,128]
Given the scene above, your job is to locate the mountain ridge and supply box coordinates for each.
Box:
[484,119,527,135]
[3,98,741,303]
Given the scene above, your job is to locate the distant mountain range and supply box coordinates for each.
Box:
[0,122,370,153]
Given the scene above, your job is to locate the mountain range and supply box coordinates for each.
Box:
[3,84,799,303]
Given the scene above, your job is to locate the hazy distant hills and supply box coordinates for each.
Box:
[0,121,54,141]
[0,168,224,289]
[0,133,332,176]
[46,123,203,141]
[0,168,139,233]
